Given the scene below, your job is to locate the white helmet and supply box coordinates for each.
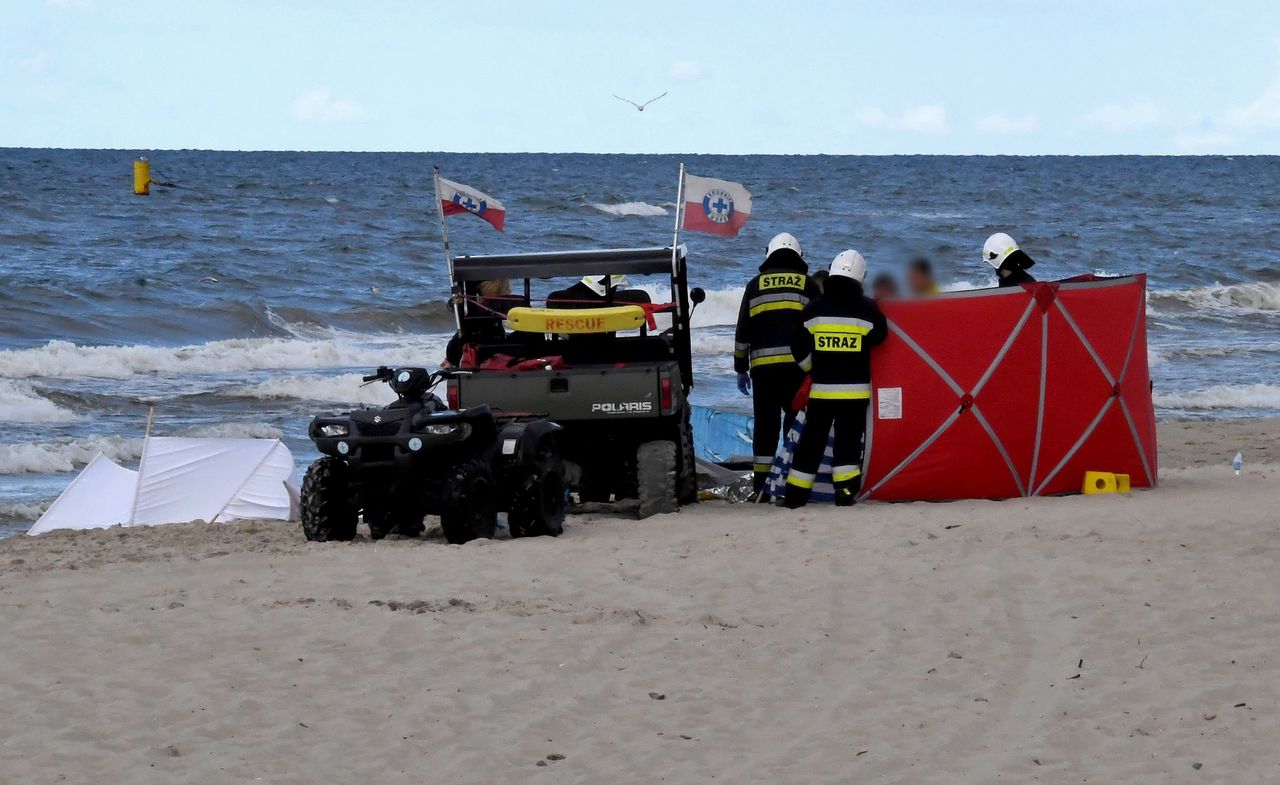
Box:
[830,250,867,283]
[766,232,802,259]
[581,274,628,297]
[983,232,1019,270]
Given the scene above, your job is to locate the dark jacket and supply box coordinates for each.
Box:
[998,267,1037,287]
[997,249,1037,287]
[733,250,819,374]
[791,276,888,401]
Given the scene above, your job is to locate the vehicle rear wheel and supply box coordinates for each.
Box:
[636,440,678,519]
[301,457,357,542]
[509,448,566,538]
[440,460,497,545]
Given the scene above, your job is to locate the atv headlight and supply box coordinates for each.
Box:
[422,423,471,439]
[318,424,349,437]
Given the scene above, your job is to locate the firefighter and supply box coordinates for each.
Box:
[784,250,888,509]
[983,232,1037,287]
[734,232,820,497]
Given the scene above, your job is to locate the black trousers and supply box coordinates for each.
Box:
[750,366,806,492]
[785,398,869,506]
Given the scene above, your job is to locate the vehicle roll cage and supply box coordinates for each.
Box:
[449,245,696,386]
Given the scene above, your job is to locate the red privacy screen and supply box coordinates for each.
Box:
[863,275,1158,501]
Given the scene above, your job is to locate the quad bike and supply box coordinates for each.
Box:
[302,367,566,545]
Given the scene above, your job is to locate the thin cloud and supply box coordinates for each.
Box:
[668,60,705,81]
[1223,78,1280,131]
[855,104,947,134]
[976,113,1039,135]
[292,89,365,124]
[1078,101,1165,133]
[19,52,49,76]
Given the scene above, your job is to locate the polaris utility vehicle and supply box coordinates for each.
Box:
[446,246,705,517]
[302,366,566,544]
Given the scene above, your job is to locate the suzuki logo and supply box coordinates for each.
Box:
[373,415,382,423]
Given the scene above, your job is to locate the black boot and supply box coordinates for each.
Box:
[834,488,856,507]
[783,485,810,509]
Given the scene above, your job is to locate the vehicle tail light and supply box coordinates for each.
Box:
[447,382,459,410]
[660,377,673,413]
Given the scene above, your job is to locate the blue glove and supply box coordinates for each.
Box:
[736,372,752,396]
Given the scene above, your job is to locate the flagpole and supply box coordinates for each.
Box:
[434,166,464,329]
[670,162,686,317]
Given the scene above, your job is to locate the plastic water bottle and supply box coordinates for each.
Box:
[1232,452,1243,477]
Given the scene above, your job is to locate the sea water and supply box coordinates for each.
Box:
[2,150,1278,535]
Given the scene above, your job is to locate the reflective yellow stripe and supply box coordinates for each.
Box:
[832,468,862,482]
[750,354,795,368]
[749,301,804,317]
[809,390,872,400]
[808,323,870,334]
[797,354,813,372]
[786,472,815,489]
[753,462,773,473]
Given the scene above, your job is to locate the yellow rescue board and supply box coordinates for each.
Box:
[505,306,646,334]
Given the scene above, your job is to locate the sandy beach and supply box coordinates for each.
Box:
[2,418,1277,783]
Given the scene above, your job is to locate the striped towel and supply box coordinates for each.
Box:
[765,410,839,503]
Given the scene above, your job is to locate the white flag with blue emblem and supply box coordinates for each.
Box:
[436,174,506,232]
[682,173,752,237]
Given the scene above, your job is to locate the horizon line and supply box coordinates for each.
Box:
[0,145,1272,158]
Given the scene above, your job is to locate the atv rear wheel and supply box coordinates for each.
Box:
[301,457,357,542]
[636,440,678,519]
[440,460,498,545]
[510,449,566,538]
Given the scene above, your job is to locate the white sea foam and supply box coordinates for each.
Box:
[1154,383,1280,411]
[181,422,285,440]
[1149,281,1280,316]
[0,380,81,423]
[223,373,396,406]
[0,500,49,522]
[0,435,143,475]
[0,333,449,381]
[587,201,669,217]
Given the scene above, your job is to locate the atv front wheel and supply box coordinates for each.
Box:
[301,457,357,542]
[636,440,678,519]
[440,460,498,545]
[510,449,566,538]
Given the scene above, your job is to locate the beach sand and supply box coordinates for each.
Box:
[2,419,1277,783]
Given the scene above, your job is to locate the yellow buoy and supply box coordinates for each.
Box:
[505,305,647,334]
[1082,471,1131,495]
[133,158,151,196]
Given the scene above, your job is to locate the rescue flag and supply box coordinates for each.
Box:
[681,173,751,237]
[435,174,506,232]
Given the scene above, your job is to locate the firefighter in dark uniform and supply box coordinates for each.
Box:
[785,250,888,509]
[983,232,1037,287]
[734,232,820,497]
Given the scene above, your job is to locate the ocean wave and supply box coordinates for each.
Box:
[221,373,396,406]
[1149,281,1280,316]
[0,435,143,475]
[0,333,450,381]
[181,422,285,440]
[1154,383,1280,411]
[0,380,81,423]
[634,285,744,329]
[587,201,669,217]
[0,500,49,522]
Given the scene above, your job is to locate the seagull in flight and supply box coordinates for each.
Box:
[613,91,668,112]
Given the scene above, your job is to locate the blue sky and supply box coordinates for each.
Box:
[4,0,1279,154]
